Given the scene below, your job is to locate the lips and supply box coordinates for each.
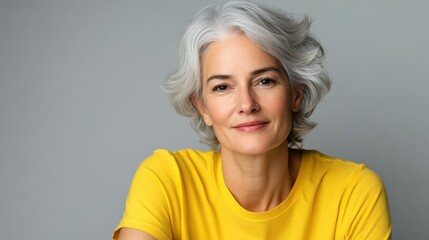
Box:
[232,121,269,132]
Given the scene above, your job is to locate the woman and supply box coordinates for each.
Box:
[113,1,391,239]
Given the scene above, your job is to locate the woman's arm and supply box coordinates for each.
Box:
[342,167,392,239]
[113,151,178,239]
[116,227,157,240]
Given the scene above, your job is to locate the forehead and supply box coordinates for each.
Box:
[201,34,279,76]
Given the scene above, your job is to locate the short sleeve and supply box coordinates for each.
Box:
[340,166,392,240]
[113,150,178,240]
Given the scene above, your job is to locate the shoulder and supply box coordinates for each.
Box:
[141,148,216,166]
[128,148,217,202]
[302,150,392,238]
[137,148,216,178]
[304,150,363,170]
[302,150,385,190]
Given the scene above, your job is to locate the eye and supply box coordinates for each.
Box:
[212,84,229,92]
[258,78,275,86]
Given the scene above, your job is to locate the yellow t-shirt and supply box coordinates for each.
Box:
[113,149,391,239]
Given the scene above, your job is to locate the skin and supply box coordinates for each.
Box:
[117,33,303,239]
[194,33,303,212]
[116,228,156,240]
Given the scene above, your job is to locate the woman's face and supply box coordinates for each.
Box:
[194,34,302,155]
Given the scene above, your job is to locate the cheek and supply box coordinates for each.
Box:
[205,102,229,125]
[266,90,293,127]
[203,96,237,131]
[266,90,290,112]
[198,97,218,126]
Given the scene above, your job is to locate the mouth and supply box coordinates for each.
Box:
[232,121,269,132]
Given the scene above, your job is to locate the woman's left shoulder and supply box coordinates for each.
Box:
[302,149,385,187]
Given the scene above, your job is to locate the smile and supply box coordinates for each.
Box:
[232,121,269,132]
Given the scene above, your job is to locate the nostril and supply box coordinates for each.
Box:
[236,87,260,114]
[239,101,260,114]
[250,103,261,113]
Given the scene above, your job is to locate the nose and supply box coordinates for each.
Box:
[236,86,260,114]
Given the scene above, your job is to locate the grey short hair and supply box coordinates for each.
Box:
[163,0,331,148]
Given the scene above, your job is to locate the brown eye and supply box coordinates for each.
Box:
[259,78,275,85]
[213,84,228,92]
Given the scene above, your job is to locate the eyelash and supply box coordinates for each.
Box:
[258,78,275,86]
[211,78,276,92]
[212,84,229,92]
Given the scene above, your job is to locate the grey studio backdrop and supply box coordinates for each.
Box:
[0,0,427,239]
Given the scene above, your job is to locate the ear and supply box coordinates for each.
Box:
[191,94,213,126]
[291,87,303,112]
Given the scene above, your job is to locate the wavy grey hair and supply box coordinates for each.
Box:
[163,0,331,148]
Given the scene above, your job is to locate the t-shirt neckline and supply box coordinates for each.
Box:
[213,150,311,221]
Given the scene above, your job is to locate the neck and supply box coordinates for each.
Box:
[220,142,301,212]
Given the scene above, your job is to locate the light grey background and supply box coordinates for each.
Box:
[0,0,427,239]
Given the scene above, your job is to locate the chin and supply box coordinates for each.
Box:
[225,139,288,156]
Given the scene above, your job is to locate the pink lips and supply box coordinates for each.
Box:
[233,121,269,132]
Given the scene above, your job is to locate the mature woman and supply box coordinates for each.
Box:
[113,1,391,239]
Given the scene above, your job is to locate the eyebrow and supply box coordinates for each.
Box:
[206,66,280,82]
